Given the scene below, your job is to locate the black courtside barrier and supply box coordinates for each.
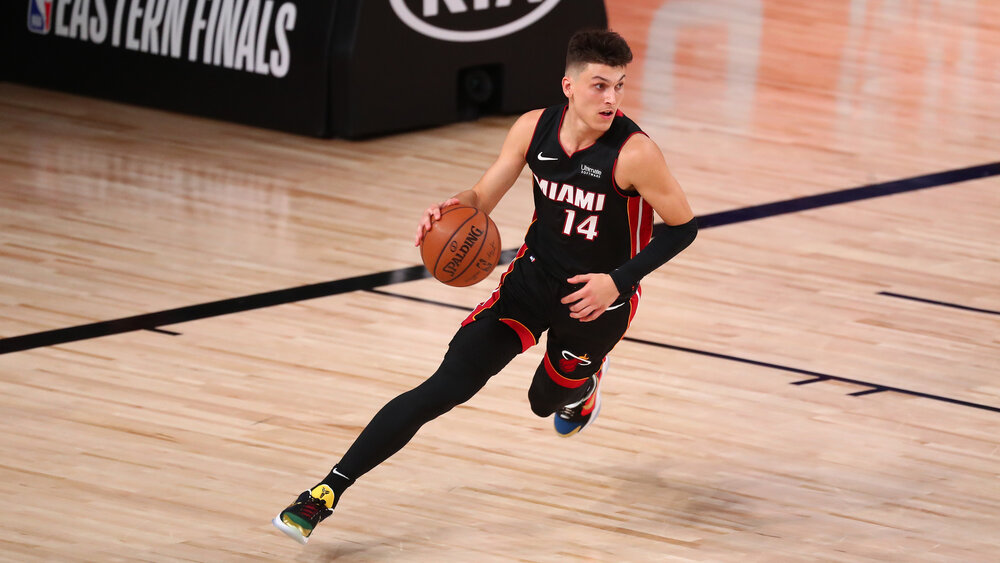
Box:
[6,0,607,138]
[8,0,338,136]
[328,0,607,138]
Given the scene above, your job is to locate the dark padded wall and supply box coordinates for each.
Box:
[6,0,606,138]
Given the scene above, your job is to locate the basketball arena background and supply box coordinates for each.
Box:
[6,0,608,137]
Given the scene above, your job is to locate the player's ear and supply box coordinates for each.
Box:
[562,75,573,98]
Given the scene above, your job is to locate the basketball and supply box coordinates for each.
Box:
[420,205,502,287]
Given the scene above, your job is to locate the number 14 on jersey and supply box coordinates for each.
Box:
[562,210,599,240]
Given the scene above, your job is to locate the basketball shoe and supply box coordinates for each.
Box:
[554,358,606,437]
[272,484,336,544]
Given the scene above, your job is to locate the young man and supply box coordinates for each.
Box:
[273,29,697,545]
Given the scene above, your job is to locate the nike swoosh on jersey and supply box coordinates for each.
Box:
[537,152,558,161]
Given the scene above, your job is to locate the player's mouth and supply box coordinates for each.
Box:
[598,109,614,119]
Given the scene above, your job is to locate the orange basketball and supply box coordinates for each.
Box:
[420,205,501,287]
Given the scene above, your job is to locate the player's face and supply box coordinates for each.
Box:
[563,63,627,131]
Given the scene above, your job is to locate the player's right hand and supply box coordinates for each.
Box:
[415,198,461,246]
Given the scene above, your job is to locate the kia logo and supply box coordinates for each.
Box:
[390,0,562,43]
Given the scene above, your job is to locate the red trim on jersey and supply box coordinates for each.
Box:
[543,353,591,389]
[462,245,529,326]
[524,111,545,161]
[626,196,654,259]
[610,131,649,198]
[639,201,653,253]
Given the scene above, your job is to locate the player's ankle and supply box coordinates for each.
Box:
[319,464,356,504]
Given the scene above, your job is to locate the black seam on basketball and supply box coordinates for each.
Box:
[438,210,479,282]
[428,207,474,276]
[449,212,495,284]
[433,208,480,283]
[448,214,490,284]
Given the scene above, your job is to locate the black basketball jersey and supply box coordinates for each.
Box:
[524,104,653,280]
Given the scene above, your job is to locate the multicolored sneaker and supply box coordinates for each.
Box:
[272,484,336,545]
[554,358,606,437]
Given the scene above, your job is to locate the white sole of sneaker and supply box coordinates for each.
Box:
[272,515,309,545]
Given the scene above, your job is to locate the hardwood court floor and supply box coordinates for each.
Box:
[1,0,998,561]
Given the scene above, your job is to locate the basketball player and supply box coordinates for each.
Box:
[273,29,697,545]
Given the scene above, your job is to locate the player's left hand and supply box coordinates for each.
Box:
[562,273,620,322]
[415,197,461,247]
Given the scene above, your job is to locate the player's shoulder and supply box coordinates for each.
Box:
[615,129,668,190]
[619,129,661,162]
[505,109,547,148]
[513,108,546,131]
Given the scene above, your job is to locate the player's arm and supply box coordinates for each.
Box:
[608,134,697,295]
[415,110,541,246]
[562,134,697,321]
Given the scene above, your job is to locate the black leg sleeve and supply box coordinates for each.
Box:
[527,362,594,417]
[336,319,521,479]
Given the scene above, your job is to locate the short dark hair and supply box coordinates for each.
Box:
[566,29,633,73]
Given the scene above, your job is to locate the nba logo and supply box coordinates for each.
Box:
[28,0,53,34]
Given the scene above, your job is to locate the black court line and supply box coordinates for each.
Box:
[849,388,888,397]
[1,161,997,356]
[364,288,472,312]
[792,376,830,385]
[878,292,1000,316]
[145,327,181,336]
[621,337,1000,413]
[0,266,428,355]
[353,289,1000,414]
[687,161,1000,230]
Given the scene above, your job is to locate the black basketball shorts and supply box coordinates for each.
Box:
[461,245,641,387]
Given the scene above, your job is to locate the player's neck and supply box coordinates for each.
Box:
[559,107,604,154]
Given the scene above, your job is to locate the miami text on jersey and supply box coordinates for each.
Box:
[534,174,606,212]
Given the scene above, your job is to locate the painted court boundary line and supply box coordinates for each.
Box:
[689,161,1000,230]
[878,291,1000,316]
[1,161,997,356]
[362,288,1000,415]
[0,265,428,355]
[623,337,1000,414]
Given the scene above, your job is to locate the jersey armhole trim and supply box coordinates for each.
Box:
[611,131,649,198]
[524,107,555,161]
